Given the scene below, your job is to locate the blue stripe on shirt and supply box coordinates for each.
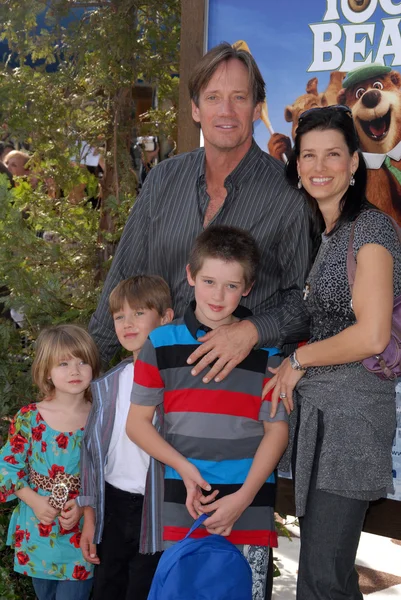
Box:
[165,458,275,485]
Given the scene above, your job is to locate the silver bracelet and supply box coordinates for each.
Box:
[289,351,306,371]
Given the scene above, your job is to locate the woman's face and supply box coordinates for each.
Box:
[297,128,359,210]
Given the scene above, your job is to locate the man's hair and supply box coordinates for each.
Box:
[189,42,266,107]
[109,275,172,317]
[32,324,100,401]
[188,225,260,288]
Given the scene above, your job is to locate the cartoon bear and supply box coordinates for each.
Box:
[348,0,371,12]
[338,64,401,223]
[268,71,345,160]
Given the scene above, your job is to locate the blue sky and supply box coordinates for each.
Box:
[207,0,400,151]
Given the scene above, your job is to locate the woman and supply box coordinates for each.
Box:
[264,105,400,600]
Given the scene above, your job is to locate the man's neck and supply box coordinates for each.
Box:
[204,139,253,188]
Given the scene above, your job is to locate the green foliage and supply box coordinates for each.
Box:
[0,1,180,593]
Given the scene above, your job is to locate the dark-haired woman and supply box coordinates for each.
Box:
[264,106,401,600]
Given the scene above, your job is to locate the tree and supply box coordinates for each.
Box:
[0,2,180,596]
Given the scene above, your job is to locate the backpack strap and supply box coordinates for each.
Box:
[183,514,208,540]
[347,208,401,292]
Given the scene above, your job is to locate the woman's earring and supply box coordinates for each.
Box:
[349,173,355,186]
[297,176,302,189]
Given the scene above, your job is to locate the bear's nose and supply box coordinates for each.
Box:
[362,90,381,109]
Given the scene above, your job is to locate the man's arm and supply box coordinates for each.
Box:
[247,202,311,348]
[188,203,311,382]
[89,178,152,365]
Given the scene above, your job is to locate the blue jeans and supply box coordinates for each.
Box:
[32,577,93,600]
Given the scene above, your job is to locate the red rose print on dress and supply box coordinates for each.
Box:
[9,420,16,436]
[17,469,26,479]
[14,526,24,548]
[55,433,69,449]
[72,565,91,580]
[16,551,30,565]
[10,433,28,454]
[38,522,55,537]
[20,404,36,415]
[32,424,46,442]
[59,522,80,536]
[48,464,65,479]
[4,455,18,465]
[25,529,30,542]
[69,532,81,548]
[41,441,47,453]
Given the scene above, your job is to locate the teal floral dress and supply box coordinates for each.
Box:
[0,403,93,581]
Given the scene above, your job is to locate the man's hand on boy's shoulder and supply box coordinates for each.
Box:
[187,320,258,383]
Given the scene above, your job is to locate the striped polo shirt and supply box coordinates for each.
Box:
[131,302,287,547]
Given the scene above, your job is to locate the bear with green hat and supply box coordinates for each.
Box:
[343,63,392,89]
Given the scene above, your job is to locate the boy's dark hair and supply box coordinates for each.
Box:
[109,275,172,316]
[188,225,260,288]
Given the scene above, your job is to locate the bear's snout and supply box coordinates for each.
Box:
[361,89,382,109]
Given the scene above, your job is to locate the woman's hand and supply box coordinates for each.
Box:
[59,499,83,530]
[262,358,305,418]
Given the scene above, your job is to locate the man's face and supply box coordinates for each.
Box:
[191,59,261,154]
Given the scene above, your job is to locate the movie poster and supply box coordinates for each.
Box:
[207,0,401,500]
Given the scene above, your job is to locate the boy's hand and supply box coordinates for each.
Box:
[58,499,83,530]
[178,461,213,520]
[199,491,250,536]
[31,494,59,525]
[80,508,100,565]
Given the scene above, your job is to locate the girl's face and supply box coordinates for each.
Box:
[49,355,93,398]
[297,128,359,210]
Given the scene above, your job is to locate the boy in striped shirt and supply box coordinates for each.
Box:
[127,225,289,599]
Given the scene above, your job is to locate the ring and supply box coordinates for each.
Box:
[279,392,287,399]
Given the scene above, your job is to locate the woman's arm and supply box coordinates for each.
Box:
[297,243,393,367]
[265,243,394,415]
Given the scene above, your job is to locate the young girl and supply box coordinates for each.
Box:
[0,324,100,600]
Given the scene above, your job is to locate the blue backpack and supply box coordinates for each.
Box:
[147,514,253,600]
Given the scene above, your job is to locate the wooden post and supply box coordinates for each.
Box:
[177,0,206,154]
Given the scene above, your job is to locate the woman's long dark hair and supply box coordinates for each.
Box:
[285,106,370,240]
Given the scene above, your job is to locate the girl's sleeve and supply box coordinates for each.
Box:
[0,407,32,502]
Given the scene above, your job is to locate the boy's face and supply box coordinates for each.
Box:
[186,258,252,329]
[113,300,172,359]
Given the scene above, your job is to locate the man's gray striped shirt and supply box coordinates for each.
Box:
[90,140,311,363]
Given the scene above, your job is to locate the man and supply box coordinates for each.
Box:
[90,42,311,382]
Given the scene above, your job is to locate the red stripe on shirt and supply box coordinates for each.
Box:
[134,360,164,389]
[163,526,278,547]
[164,389,261,419]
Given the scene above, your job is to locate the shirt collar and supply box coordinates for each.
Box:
[362,140,401,169]
[184,300,252,339]
[196,139,263,189]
